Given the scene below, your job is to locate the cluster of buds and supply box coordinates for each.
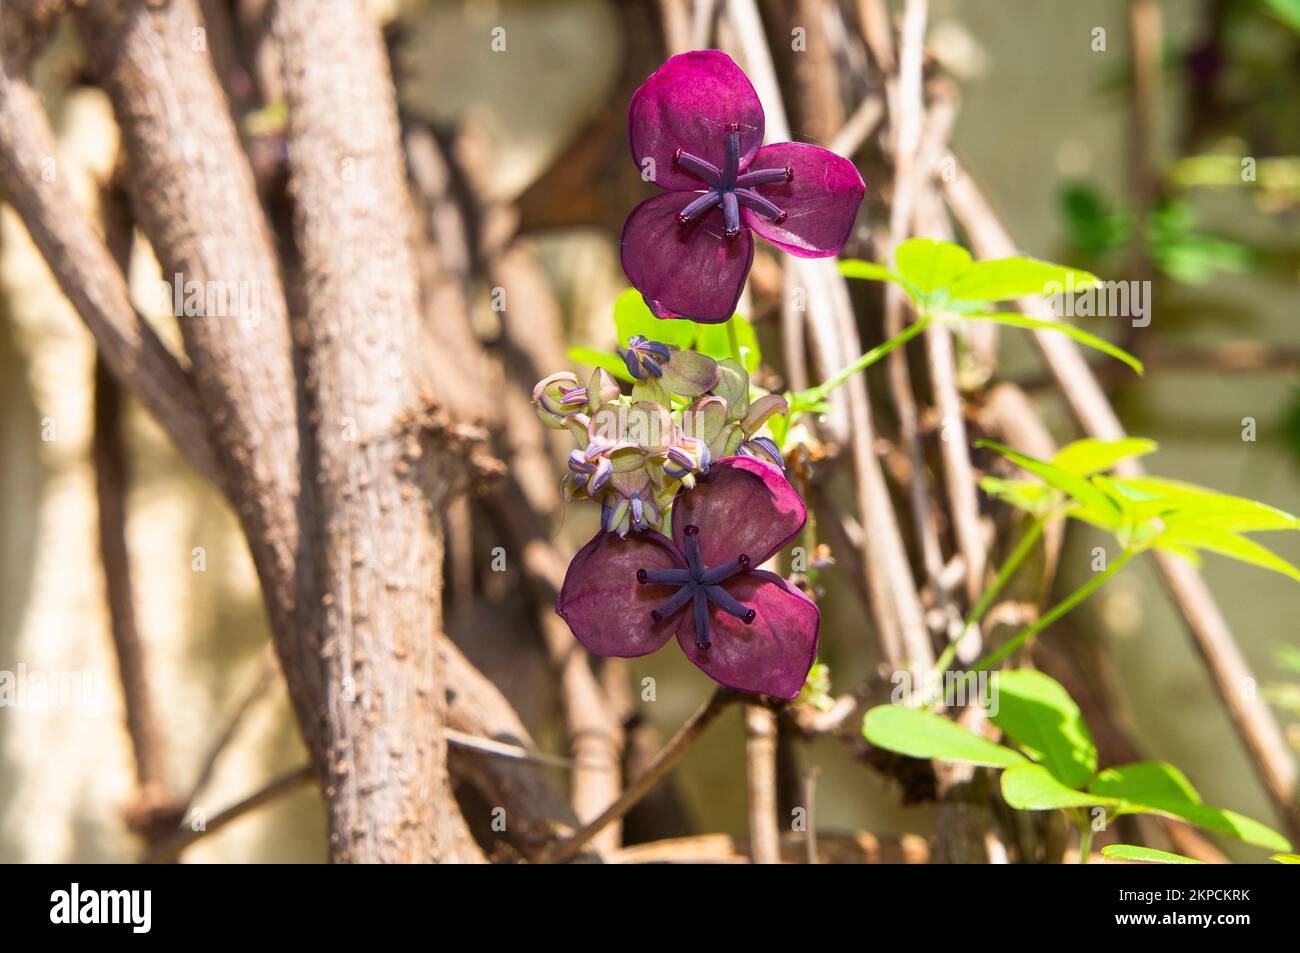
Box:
[533,336,788,536]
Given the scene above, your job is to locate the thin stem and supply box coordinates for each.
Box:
[538,688,735,864]
[933,518,1045,678]
[145,764,314,863]
[727,315,742,363]
[745,704,780,864]
[972,548,1136,673]
[1078,823,1094,865]
[806,313,932,403]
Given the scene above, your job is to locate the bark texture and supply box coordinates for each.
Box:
[271,0,480,863]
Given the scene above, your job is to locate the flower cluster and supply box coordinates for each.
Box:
[533,339,787,537]
[535,339,818,698]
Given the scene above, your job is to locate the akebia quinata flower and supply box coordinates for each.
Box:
[556,457,819,698]
[623,50,866,324]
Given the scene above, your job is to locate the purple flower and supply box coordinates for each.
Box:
[622,50,866,324]
[556,457,819,698]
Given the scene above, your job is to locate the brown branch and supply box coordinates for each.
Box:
[271,0,481,863]
[609,830,930,864]
[5,0,561,864]
[438,635,601,862]
[180,645,277,818]
[0,40,223,490]
[745,704,781,864]
[73,0,326,770]
[540,689,734,864]
[146,764,315,864]
[92,181,178,845]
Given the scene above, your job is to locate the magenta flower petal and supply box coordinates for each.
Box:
[629,51,764,192]
[677,571,819,699]
[671,456,806,567]
[621,192,754,324]
[556,530,683,657]
[740,142,865,258]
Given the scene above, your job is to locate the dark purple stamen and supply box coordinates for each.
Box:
[635,523,755,649]
[619,335,672,380]
[558,384,588,406]
[671,128,792,241]
[673,147,721,187]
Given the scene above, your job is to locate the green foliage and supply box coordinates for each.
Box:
[695,315,761,373]
[1050,437,1158,476]
[1001,765,1122,811]
[978,438,1300,581]
[1059,186,1255,285]
[954,312,1143,374]
[838,238,1140,373]
[1148,200,1256,285]
[1272,853,1300,864]
[990,670,1097,788]
[863,669,1292,852]
[1060,186,1128,256]
[862,705,1028,769]
[1100,845,1203,864]
[613,288,695,349]
[1263,0,1300,33]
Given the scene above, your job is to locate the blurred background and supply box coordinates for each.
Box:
[1,0,1297,862]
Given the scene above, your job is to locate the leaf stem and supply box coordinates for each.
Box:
[805,313,933,403]
[972,547,1136,672]
[933,518,1045,679]
[726,316,742,363]
[1078,823,1094,865]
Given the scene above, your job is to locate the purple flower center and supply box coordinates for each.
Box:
[673,123,793,240]
[635,523,755,650]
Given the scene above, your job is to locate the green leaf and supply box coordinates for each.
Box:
[695,315,761,373]
[838,258,904,285]
[567,347,634,383]
[613,288,696,349]
[1002,764,1123,811]
[1272,853,1300,864]
[1263,0,1300,33]
[1060,185,1130,256]
[1111,477,1300,533]
[863,705,1029,769]
[1089,761,1201,804]
[979,477,1060,517]
[946,257,1098,303]
[1158,525,1300,583]
[977,439,1123,529]
[1148,200,1256,285]
[1090,762,1292,851]
[895,238,973,294]
[1276,644,1300,676]
[1100,845,1203,865]
[959,312,1144,375]
[988,670,1097,788]
[1051,438,1158,477]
